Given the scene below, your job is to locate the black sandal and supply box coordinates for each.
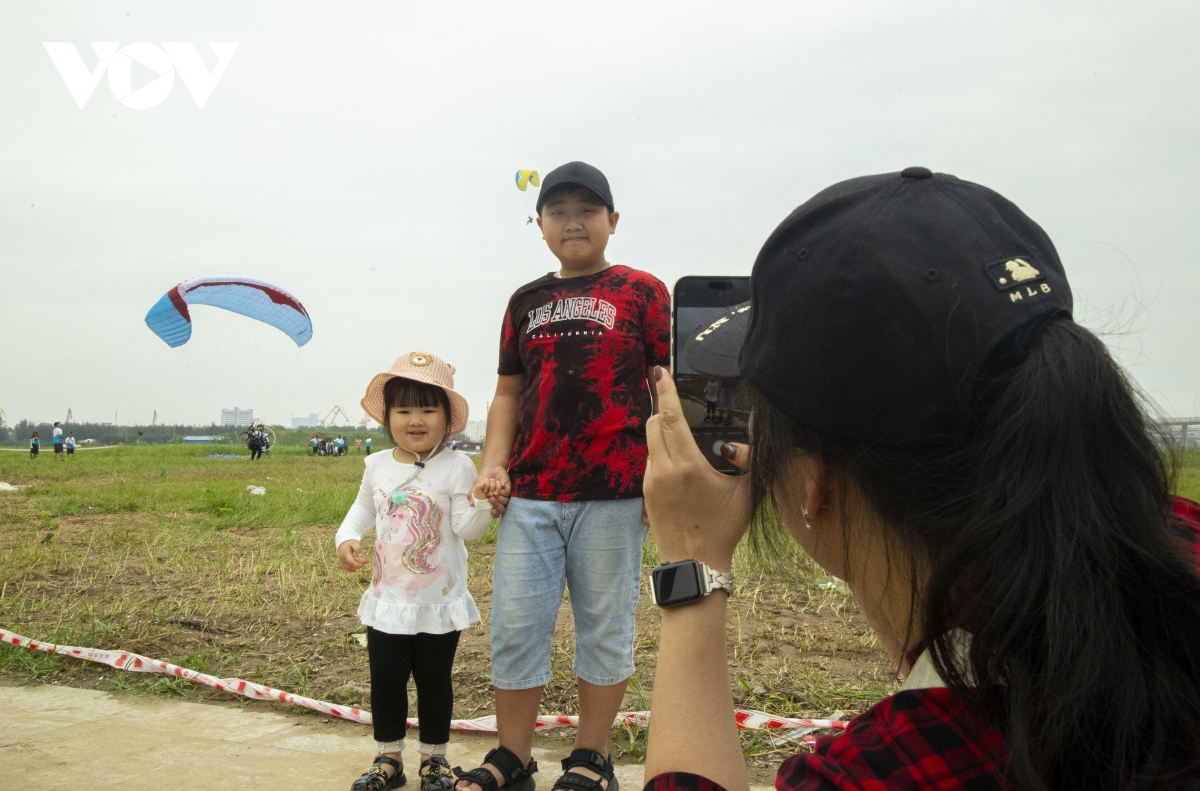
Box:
[453,745,538,791]
[352,755,407,791]
[551,749,617,791]
[420,756,455,791]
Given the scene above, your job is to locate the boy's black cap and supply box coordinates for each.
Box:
[536,161,614,213]
[722,167,1073,446]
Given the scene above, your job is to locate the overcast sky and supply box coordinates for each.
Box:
[3,1,1199,427]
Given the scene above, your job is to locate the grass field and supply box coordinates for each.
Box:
[3,445,1197,765]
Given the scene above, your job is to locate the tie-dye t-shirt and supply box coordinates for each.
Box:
[334,448,494,635]
[498,265,672,501]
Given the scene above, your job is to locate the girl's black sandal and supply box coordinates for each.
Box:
[420,756,456,791]
[551,749,617,791]
[352,755,408,791]
[453,745,538,791]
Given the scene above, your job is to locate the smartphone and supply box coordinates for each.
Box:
[672,276,751,473]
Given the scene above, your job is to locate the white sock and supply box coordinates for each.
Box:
[375,738,405,763]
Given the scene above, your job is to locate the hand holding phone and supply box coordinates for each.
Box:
[643,367,751,571]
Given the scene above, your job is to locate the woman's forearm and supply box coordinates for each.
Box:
[644,592,749,791]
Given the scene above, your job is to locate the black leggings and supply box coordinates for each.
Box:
[367,627,461,745]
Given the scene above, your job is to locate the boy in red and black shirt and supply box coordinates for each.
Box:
[458,162,671,791]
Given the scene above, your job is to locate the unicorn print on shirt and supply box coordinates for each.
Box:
[372,486,454,602]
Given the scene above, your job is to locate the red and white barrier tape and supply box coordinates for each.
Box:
[1,628,848,735]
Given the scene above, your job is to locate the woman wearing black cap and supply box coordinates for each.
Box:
[639,170,1200,791]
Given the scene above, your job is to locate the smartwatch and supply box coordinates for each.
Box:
[650,559,734,608]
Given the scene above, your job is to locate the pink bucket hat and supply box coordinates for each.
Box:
[360,351,468,436]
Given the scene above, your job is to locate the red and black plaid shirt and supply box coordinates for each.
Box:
[644,496,1200,791]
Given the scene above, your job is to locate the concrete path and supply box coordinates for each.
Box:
[1,683,775,791]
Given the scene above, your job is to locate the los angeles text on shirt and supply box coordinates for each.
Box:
[527,297,618,333]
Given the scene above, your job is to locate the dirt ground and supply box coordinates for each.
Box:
[1,513,898,781]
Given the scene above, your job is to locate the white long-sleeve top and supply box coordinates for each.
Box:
[335,448,492,635]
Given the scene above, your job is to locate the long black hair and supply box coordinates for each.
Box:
[751,319,1200,790]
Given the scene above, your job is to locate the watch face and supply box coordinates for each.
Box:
[652,561,704,607]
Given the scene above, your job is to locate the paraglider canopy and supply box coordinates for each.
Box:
[145,276,312,348]
[515,170,540,191]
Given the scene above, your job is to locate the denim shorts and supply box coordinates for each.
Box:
[490,496,647,690]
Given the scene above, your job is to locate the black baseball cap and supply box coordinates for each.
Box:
[717,167,1073,446]
[536,161,614,214]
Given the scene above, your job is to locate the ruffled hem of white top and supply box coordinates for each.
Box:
[357,590,481,635]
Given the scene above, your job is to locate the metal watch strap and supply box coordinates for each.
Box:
[700,563,734,596]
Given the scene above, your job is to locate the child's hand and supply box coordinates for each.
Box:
[337,539,368,572]
[472,466,512,517]
[469,474,509,501]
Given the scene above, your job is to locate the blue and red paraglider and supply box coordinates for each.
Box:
[144,276,313,348]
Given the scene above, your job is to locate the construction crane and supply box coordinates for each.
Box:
[358,411,370,429]
[64,408,73,424]
[151,409,157,426]
[318,406,353,428]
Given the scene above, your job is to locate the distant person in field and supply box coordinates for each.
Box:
[336,351,493,791]
[248,424,265,461]
[29,432,39,459]
[66,432,76,458]
[464,162,670,791]
[311,435,320,455]
[52,421,64,460]
[356,437,363,454]
[366,435,373,455]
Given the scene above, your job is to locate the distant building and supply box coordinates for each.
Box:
[220,408,254,428]
[184,436,218,444]
[292,413,319,428]
[464,420,486,442]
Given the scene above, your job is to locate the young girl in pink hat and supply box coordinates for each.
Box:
[336,351,494,791]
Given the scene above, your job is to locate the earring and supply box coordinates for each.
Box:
[800,504,813,530]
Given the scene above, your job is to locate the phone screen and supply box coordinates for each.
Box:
[672,276,752,473]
